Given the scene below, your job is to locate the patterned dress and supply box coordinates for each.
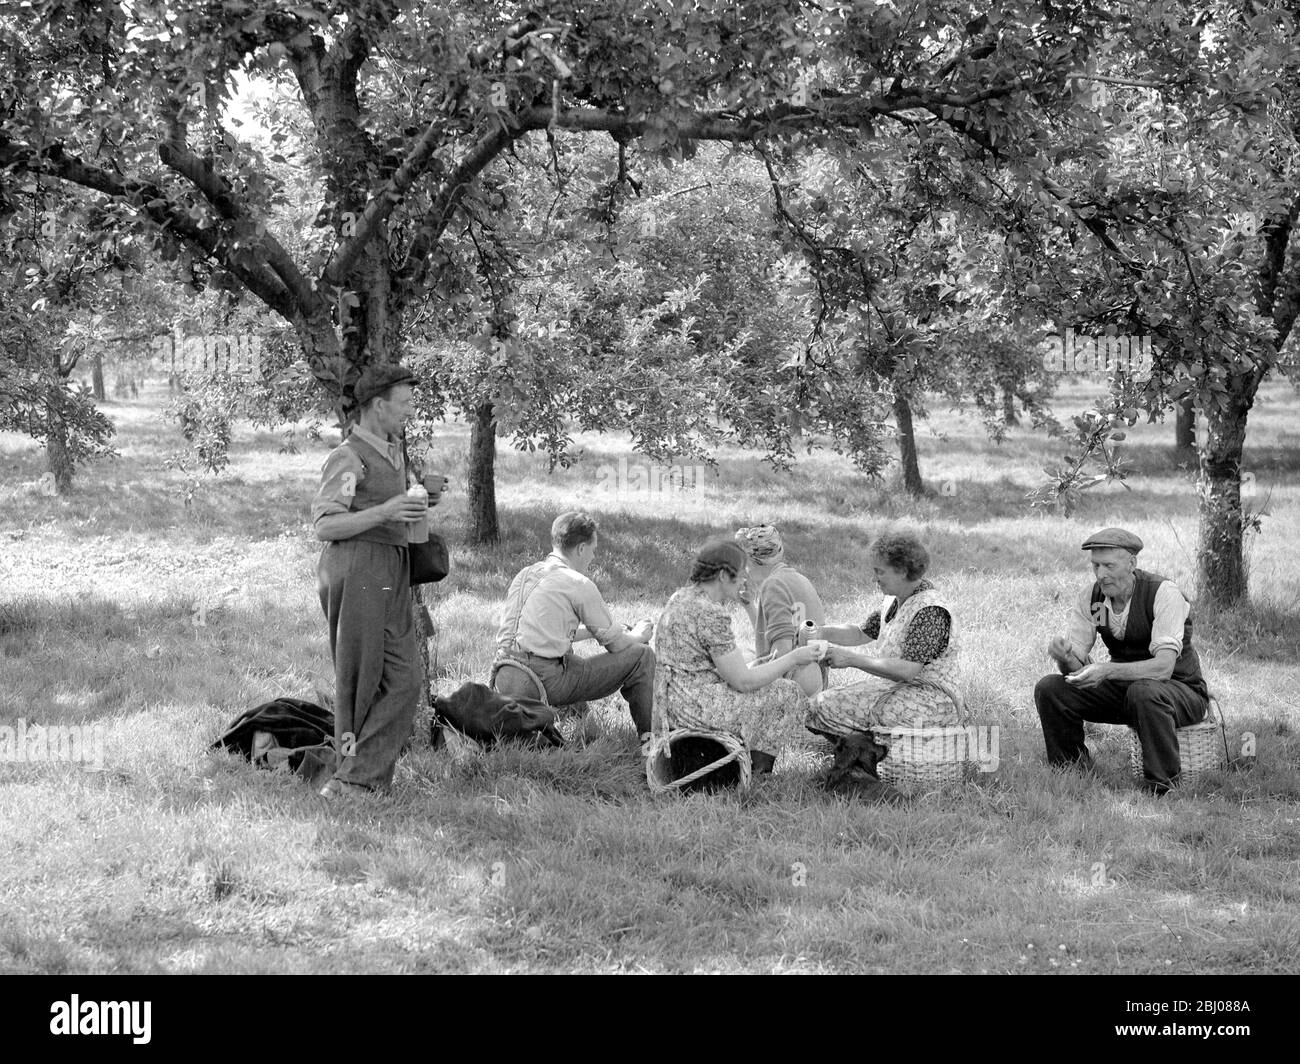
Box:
[653,584,809,750]
[807,580,964,737]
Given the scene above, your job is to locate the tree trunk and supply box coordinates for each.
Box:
[1195,388,1252,609]
[893,391,924,497]
[1002,384,1019,427]
[412,589,437,716]
[1174,395,1195,466]
[46,420,74,494]
[467,401,499,544]
[91,351,105,400]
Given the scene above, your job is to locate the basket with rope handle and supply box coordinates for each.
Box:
[488,657,549,704]
[1128,695,1228,785]
[645,728,752,794]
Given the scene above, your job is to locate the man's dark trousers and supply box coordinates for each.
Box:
[498,644,655,735]
[318,540,420,789]
[1034,674,1207,789]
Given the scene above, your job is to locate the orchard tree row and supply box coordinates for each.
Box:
[3,1,1300,609]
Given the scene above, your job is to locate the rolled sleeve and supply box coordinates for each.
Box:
[858,611,882,640]
[311,447,364,526]
[1066,588,1099,664]
[575,583,621,647]
[1150,581,1191,656]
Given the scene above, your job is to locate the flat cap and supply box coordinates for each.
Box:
[1081,526,1143,553]
[354,362,418,407]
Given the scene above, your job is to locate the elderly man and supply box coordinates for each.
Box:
[311,363,434,799]
[494,511,655,739]
[735,525,827,697]
[1034,527,1209,795]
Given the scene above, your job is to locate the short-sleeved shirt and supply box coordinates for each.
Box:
[858,579,951,663]
[495,553,623,659]
[1064,579,1190,664]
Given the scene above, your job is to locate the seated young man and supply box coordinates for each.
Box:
[494,511,655,739]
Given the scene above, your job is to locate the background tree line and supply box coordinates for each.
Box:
[3,0,1299,610]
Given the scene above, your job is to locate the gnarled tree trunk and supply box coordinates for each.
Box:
[1174,395,1195,466]
[468,401,499,544]
[893,390,924,497]
[1195,384,1253,609]
[1001,384,1019,427]
[91,351,105,400]
[46,420,73,494]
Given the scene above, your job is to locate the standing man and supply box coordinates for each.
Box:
[735,525,828,696]
[494,512,655,739]
[312,363,430,799]
[1034,527,1209,795]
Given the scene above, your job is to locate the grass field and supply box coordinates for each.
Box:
[1,375,1298,974]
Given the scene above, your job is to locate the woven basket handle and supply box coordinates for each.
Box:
[1207,695,1231,767]
[667,748,743,789]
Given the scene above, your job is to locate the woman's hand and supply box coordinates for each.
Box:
[788,644,820,668]
[826,646,863,670]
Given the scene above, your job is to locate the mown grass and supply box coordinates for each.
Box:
[0,376,1297,974]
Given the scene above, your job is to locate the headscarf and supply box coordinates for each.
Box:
[735,524,784,563]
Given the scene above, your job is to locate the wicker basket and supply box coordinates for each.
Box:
[489,658,548,703]
[645,728,751,794]
[874,725,991,786]
[1128,697,1227,785]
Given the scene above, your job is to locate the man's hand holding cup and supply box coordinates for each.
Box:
[421,471,450,506]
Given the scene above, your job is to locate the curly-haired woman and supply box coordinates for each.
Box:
[807,531,964,739]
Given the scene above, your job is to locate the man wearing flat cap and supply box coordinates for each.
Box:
[311,362,435,799]
[1034,527,1209,794]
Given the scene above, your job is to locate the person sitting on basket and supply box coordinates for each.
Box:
[807,531,964,767]
[1034,527,1209,796]
[734,524,829,697]
[653,538,820,771]
[494,511,655,741]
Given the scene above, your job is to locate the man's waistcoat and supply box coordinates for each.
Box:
[1090,569,1207,697]
[341,435,408,546]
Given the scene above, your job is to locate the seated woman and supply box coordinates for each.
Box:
[807,531,964,741]
[735,523,828,697]
[654,538,820,757]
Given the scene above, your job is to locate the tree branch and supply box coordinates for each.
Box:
[157,128,322,315]
[328,114,456,287]
[0,135,298,319]
[396,123,517,289]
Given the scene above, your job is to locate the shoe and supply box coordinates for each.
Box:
[749,749,776,774]
[1140,779,1173,797]
[319,778,371,801]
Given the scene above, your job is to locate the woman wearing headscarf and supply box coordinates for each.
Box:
[653,538,819,755]
[734,524,828,697]
[807,531,964,740]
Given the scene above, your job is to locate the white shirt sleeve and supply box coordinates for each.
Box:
[1149,581,1191,656]
[1066,586,1099,664]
